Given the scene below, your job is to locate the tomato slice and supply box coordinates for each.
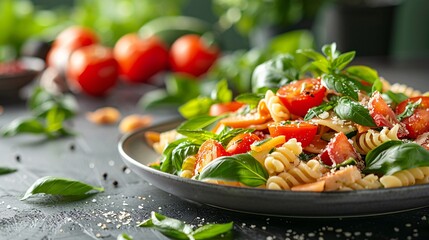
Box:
[276,78,326,117]
[396,96,429,139]
[320,132,360,166]
[209,102,244,116]
[226,133,261,155]
[195,139,229,173]
[268,121,318,147]
[368,91,408,138]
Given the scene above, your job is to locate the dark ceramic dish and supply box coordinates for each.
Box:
[118,120,429,217]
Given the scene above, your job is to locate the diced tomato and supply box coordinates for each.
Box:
[368,91,408,137]
[226,133,261,155]
[209,102,244,116]
[276,78,326,117]
[396,96,429,139]
[268,121,318,147]
[320,132,360,166]
[415,133,429,151]
[195,139,229,173]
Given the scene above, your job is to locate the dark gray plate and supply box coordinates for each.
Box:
[118,120,429,217]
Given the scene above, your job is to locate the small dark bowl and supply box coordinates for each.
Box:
[0,57,45,99]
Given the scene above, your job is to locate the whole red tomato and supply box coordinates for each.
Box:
[114,34,168,83]
[276,78,326,117]
[67,44,119,96]
[47,26,99,72]
[52,26,99,50]
[169,34,220,77]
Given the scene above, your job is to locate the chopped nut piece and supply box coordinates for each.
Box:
[119,114,152,134]
[86,107,121,125]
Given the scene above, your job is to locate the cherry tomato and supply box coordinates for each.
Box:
[396,96,429,139]
[226,133,261,155]
[67,44,119,96]
[169,34,220,77]
[209,102,244,116]
[52,26,99,50]
[268,121,318,147]
[114,34,168,83]
[368,91,408,137]
[320,132,360,166]
[276,78,326,117]
[195,139,229,173]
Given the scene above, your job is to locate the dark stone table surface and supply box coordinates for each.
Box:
[1,59,429,240]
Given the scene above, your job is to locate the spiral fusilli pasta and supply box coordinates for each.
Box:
[263,90,290,122]
[380,167,429,188]
[339,174,381,190]
[264,138,302,174]
[353,124,400,154]
[180,155,197,178]
[390,83,422,97]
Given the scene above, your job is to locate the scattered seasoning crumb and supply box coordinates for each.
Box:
[122,166,127,172]
[102,173,108,180]
[89,163,95,168]
[394,227,400,232]
[69,144,75,151]
[262,226,267,230]
[365,232,373,237]
[6,205,11,209]
[421,216,427,221]
[108,161,115,166]
[92,199,97,203]
[107,195,111,199]
[95,233,101,238]
[405,223,412,227]
[15,155,21,162]
[113,180,118,187]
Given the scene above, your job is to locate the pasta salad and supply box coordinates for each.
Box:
[146,43,429,192]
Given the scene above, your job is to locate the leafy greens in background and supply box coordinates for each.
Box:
[139,211,233,240]
[0,167,17,175]
[21,176,104,201]
[1,87,78,138]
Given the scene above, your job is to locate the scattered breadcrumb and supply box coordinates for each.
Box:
[119,114,152,134]
[86,107,121,125]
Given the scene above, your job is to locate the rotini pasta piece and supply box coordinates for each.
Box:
[353,124,400,154]
[339,174,382,190]
[380,167,429,188]
[266,160,326,190]
[153,130,181,154]
[180,155,196,178]
[263,90,290,122]
[264,138,302,174]
[390,83,422,97]
[310,113,356,134]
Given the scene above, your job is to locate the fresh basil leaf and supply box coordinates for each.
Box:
[364,142,429,175]
[160,139,188,174]
[346,65,379,85]
[198,153,268,187]
[192,222,233,240]
[322,74,360,100]
[397,98,422,121]
[364,140,403,166]
[0,167,17,175]
[177,115,223,131]
[179,97,214,119]
[322,43,339,61]
[333,158,357,169]
[311,60,330,74]
[304,101,337,121]
[211,79,232,103]
[296,48,325,61]
[171,141,200,172]
[251,54,301,94]
[139,89,186,110]
[45,106,66,133]
[21,176,104,200]
[117,233,133,240]
[176,130,217,143]
[383,90,408,104]
[139,212,192,240]
[334,97,376,127]
[235,93,264,107]
[1,118,46,137]
[216,127,253,146]
[29,87,78,119]
[331,51,355,72]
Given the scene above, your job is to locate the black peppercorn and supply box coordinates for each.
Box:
[113,180,118,187]
[102,173,108,180]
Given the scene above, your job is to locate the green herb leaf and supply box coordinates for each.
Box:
[322,43,339,61]
[1,118,46,137]
[139,212,233,240]
[179,97,214,119]
[216,127,253,146]
[304,101,337,121]
[235,93,264,108]
[160,139,188,174]
[346,65,379,85]
[117,233,133,240]
[331,51,355,71]
[176,130,217,143]
[198,153,268,187]
[251,54,301,93]
[21,176,104,200]
[383,90,409,105]
[0,167,17,175]
[334,97,376,127]
[211,79,232,103]
[322,74,360,100]
[364,141,429,175]
[397,98,422,121]
[177,115,223,132]
[297,48,326,61]
[171,141,200,172]
[192,222,234,239]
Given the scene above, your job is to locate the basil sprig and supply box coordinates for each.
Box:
[334,97,376,127]
[139,211,233,240]
[0,167,17,175]
[21,176,104,200]
[397,98,422,121]
[304,101,337,121]
[198,153,268,187]
[1,87,77,138]
[364,141,429,175]
[321,74,360,100]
